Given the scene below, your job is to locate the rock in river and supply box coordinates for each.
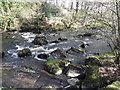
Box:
[44,59,70,75]
[66,47,86,55]
[51,48,66,59]
[18,48,32,57]
[65,64,86,78]
[37,54,49,59]
[84,56,101,66]
[58,37,68,41]
[32,35,48,45]
[50,40,59,43]
[67,78,80,85]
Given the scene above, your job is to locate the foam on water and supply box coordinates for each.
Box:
[8,41,59,61]
[11,53,18,58]
[34,55,47,62]
[47,43,56,46]
[20,32,36,42]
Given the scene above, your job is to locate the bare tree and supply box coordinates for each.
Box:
[89,0,120,64]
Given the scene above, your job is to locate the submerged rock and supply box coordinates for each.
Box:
[80,43,89,48]
[77,32,94,38]
[83,33,93,37]
[50,41,59,43]
[84,56,101,66]
[18,48,32,57]
[66,47,86,55]
[32,35,48,45]
[51,48,66,59]
[37,54,49,59]
[44,59,70,75]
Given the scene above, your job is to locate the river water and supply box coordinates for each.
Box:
[2,28,112,88]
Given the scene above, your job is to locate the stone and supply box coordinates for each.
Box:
[37,54,49,59]
[80,43,89,48]
[65,64,86,78]
[44,62,62,75]
[58,37,68,41]
[51,48,66,59]
[81,66,117,89]
[32,35,48,45]
[67,78,80,85]
[50,41,59,43]
[66,47,86,55]
[18,48,31,57]
[44,59,70,75]
[83,33,93,37]
[84,56,101,66]
[81,66,100,89]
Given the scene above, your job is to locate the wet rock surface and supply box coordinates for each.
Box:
[50,48,66,59]
[37,54,49,59]
[18,48,32,57]
[44,59,70,75]
[84,56,101,66]
[65,64,85,78]
[66,47,85,55]
[32,35,48,45]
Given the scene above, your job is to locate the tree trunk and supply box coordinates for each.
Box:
[115,0,120,64]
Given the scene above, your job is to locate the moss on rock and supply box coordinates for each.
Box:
[44,59,70,75]
[18,48,32,57]
[105,81,120,90]
[82,66,100,88]
[85,56,101,66]
[66,47,86,55]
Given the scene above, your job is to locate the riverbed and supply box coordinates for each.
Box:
[2,28,112,88]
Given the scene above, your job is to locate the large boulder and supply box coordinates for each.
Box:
[81,66,100,89]
[81,66,118,89]
[66,47,86,55]
[65,64,86,78]
[32,35,48,45]
[18,48,32,57]
[44,59,70,75]
[84,56,101,66]
[50,48,66,59]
